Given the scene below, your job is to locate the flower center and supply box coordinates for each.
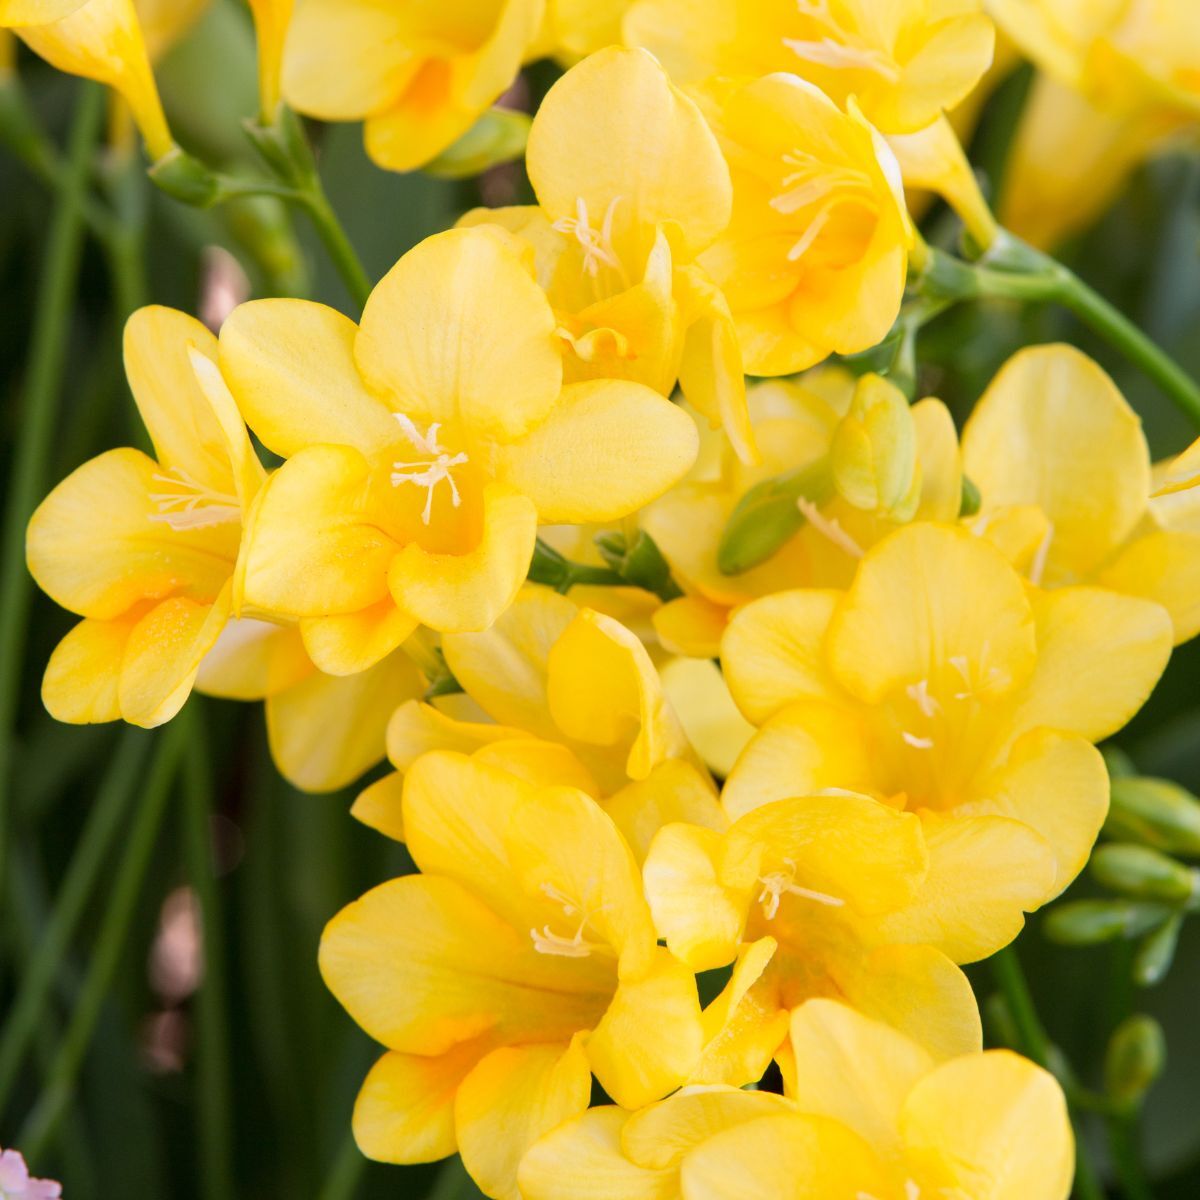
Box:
[389,414,470,526]
[553,195,627,282]
[148,468,240,531]
[757,858,844,920]
[786,1,902,82]
[772,152,877,265]
[530,881,609,959]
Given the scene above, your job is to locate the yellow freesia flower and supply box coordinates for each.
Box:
[13,0,175,159]
[643,791,981,1079]
[320,750,705,1200]
[282,0,544,172]
[196,619,425,793]
[461,47,755,461]
[721,522,1174,961]
[962,343,1200,644]
[220,226,697,664]
[535,0,634,64]
[991,0,1200,245]
[644,370,962,657]
[245,0,292,119]
[27,306,264,728]
[693,73,912,376]
[351,585,724,860]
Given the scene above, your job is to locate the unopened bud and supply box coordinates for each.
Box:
[1105,1015,1166,1109]
[148,147,221,207]
[1106,776,1200,856]
[1091,844,1198,902]
[424,107,532,180]
[1133,913,1183,988]
[1043,899,1169,945]
[595,530,681,601]
[829,373,917,518]
[959,474,982,517]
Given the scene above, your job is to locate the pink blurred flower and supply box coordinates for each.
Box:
[0,1148,62,1199]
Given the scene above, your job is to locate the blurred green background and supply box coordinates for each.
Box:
[2,3,1200,1197]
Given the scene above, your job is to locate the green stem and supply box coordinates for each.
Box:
[182,712,236,1200]
[0,730,148,1117]
[991,947,1107,1200]
[0,82,104,919]
[1107,1114,1155,1200]
[297,184,373,309]
[317,1128,367,1200]
[18,720,186,1160]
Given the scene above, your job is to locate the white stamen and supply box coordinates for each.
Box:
[389,414,469,525]
[1029,523,1054,588]
[906,1183,921,1200]
[797,497,865,558]
[552,195,625,280]
[148,469,240,532]
[906,678,940,719]
[902,731,935,750]
[784,36,901,80]
[530,881,606,959]
[757,858,844,920]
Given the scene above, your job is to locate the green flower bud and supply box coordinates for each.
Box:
[1106,776,1200,856]
[424,108,532,180]
[1105,1015,1166,1110]
[148,147,221,208]
[959,474,982,517]
[1043,899,1170,945]
[595,531,682,601]
[1133,912,1183,988]
[1091,844,1198,902]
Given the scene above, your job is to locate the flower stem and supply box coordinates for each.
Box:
[182,711,236,1200]
[1107,1113,1156,1200]
[0,82,104,915]
[317,1128,367,1200]
[991,946,1107,1200]
[297,184,373,310]
[18,719,186,1160]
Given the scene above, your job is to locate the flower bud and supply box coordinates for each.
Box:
[1106,776,1200,855]
[424,107,533,181]
[1090,843,1198,902]
[595,530,680,601]
[1042,898,1169,945]
[1133,913,1183,988]
[148,146,220,207]
[1105,1015,1166,1110]
[959,474,981,517]
[830,373,918,518]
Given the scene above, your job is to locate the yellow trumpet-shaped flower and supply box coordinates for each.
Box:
[221,226,698,666]
[520,1002,1073,1200]
[722,522,1173,961]
[991,0,1200,246]
[962,343,1200,644]
[245,0,292,120]
[14,0,174,159]
[196,619,425,793]
[351,585,725,861]
[320,751,705,1200]
[644,370,962,657]
[695,74,912,376]
[27,307,264,728]
[461,47,755,461]
[0,1,87,24]
[643,792,982,1080]
[281,0,544,173]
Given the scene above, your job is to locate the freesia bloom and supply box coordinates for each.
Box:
[320,751,705,1200]
[12,0,175,159]
[462,47,755,461]
[196,619,425,793]
[694,74,912,376]
[643,792,981,1077]
[722,522,1173,961]
[351,585,724,860]
[644,371,962,657]
[0,1147,61,1200]
[282,0,543,172]
[222,226,698,660]
[27,306,263,728]
[991,0,1200,246]
[520,1001,1073,1200]
[962,343,1200,644]
[246,0,292,119]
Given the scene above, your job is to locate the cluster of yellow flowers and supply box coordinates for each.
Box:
[7,1,1200,1197]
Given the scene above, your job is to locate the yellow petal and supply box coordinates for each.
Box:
[41,615,137,724]
[356,227,561,444]
[27,448,237,620]
[901,1051,1074,1200]
[245,0,293,115]
[872,810,1058,963]
[472,737,600,793]
[962,344,1151,579]
[603,759,725,866]
[785,997,934,1157]
[388,483,538,633]
[518,1107,676,1200]
[828,524,1036,705]
[643,822,743,971]
[194,619,312,701]
[351,771,407,842]
[240,445,398,618]
[659,656,754,779]
[586,947,703,1109]
[386,700,529,771]
[652,595,728,659]
[352,1043,482,1164]
[1100,527,1200,645]
[495,380,699,523]
[0,0,89,22]
[219,299,398,459]
[267,651,423,792]
[912,397,963,522]
[721,590,840,724]
[119,583,232,727]
[526,46,731,258]
[455,1037,592,1200]
[300,602,418,676]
